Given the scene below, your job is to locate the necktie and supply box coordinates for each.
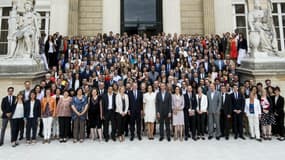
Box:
[9,96,12,105]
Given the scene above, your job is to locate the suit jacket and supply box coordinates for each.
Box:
[115,93,129,114]
[230,92,245,112]
[155,91,172,116]
[1,96,16,118]
[24,99,41,118]
[221,93,232,115]
[101,93,116,116]
[184,92,197,112]
[128,90,143,115]
[273,95,285,114]
[207,91,222,114]
[244,98,261,116]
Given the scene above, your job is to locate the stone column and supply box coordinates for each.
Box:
[203,0,215,34]
[68,0,79,36]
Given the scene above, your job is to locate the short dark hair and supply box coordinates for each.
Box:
[275,86,281,92]
[7,87,14,91]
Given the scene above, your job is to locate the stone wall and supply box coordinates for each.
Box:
[180,0,204,34]
[78,0,103,36]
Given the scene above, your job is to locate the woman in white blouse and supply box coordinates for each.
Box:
[115,86,129,142]
[143,85,156,140]
[244,92,262,142]
[11,91,25,147]
[196,87,208,140]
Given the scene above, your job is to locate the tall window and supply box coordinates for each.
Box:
[0,7,50,55]
[0,7,11,55]
[272,2,285,51]
[232,3,248,39]
[121,0,163,36]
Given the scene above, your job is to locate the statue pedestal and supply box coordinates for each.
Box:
[237,56,285,94]
[0,57,47,101]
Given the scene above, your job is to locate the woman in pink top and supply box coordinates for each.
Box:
[57,90,72,143]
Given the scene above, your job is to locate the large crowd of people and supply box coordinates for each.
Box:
[0,31,284,147]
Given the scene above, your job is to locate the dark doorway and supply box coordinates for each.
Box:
[121,0,163,36]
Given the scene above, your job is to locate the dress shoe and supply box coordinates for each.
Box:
[105,138,109,142]
[201,137,205,140]
[234,136,238,139]
[0,143,3,147]
[256,139,262,142]
[130,136,134,141]
[277,137,285,141]
[112,137,116,142]
[216,137,220,140]
[192,137,197,141]
[159,137,164,141]
[167,137,171,142]
[184,137,188,141]
[208,136,213,140]
[138,136,142,141]
[225,137,229,140]
[239,136,246,140]
[19,136,23,141]
[38,134,44,138]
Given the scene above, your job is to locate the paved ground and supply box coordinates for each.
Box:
[0,134,285,160]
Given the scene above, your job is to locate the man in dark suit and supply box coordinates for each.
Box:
[128,83,143,141]
[0,87,16,146]
[155,83,172,141]
[220,85,232,140]
[101,86,116,142]
[184,85,197,140]
[231,84,245,140]
[273,87,285,141]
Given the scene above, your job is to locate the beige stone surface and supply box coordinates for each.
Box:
[181,0,204,34]
[78,0,103,36]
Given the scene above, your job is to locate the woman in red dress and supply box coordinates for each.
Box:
[230,35,238,60]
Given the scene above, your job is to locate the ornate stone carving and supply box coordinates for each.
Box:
[247,0,281,57]
[6,0,41,63]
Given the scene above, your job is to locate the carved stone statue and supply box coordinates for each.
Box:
[248,0,280,57]
[7,0,41,63]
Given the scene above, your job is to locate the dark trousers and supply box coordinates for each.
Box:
[86,119,90,138]
[58,117,71,139]
[19,118,24,139]
[26,118,38,140]
[0,118,10,144]
[184,111,190,136]
[189,115,196,138]
[103,110,116,140]
[130,113,141,137]
[116,113,127,136]
[159,115,170,138]
[39,118,43,136]
[233,112,243,137]
[47,52,57,68]
[124,114,130,136]
[196,113,206,136]
[220,110,231,137]
[11,118,23,142]
[276,112,285,137]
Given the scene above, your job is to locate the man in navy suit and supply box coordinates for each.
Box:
[214,54,225,71]
[128,82,143,141]
[231,84,245,140]
[0,87,16,146]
